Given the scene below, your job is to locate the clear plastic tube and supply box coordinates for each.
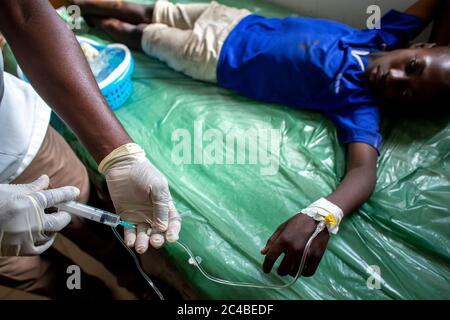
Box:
[60,202,325,295]
[112,220,325,292]
[111,227,165,300]
[174,221,326,289]
[57,201,164,299]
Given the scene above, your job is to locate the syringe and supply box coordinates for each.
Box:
[57,201,136,229]
[57,201,164,300]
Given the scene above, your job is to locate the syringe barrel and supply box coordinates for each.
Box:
[57,201,120,227]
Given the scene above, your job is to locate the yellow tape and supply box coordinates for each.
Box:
[324,213,337,227]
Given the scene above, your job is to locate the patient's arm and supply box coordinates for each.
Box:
[429,0,450,45]
[405,0,450,46]
[0,0,131,163]
[261,143,377,277]
[326,142,377,215]
[404,0,442,24]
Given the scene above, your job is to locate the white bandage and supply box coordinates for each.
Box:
[301,198,344,234]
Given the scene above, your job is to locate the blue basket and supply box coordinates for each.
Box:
[17,36,134,110]
[101,58,134,110]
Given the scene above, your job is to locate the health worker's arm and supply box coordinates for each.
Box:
[0,0,131,162]
[261,142,377,277]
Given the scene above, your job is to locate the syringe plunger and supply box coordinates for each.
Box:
[57,201,121,227]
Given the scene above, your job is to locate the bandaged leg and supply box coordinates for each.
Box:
[152,0,210,30]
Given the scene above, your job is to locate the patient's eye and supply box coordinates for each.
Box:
[405,56,419,74]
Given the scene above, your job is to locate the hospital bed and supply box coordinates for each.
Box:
[7,0,450,299]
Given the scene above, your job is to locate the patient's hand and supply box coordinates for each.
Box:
[261,213,329,277]
[409,42,436,49]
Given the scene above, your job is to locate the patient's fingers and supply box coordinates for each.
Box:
[261,223,284,254]
[277,250,296,276]
[262,241,284,274]
[409,42,436,49]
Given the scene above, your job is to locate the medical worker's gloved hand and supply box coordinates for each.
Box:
[0,175,78,256]
[99,143,181,254]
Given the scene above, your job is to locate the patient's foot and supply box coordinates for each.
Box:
[86,16,146,50]
[70,0,154,25]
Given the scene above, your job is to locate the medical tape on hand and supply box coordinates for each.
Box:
[98,143,146,174]
[300,198,344,234]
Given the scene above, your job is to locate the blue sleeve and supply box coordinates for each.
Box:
[377,10,426,50]
[326,105,382,153]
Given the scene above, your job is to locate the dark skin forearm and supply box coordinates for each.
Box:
[326,142,377,216]
[429,0,450,45]
[405,0,442,24]
[262,142,378,277]
[405,0,450,45]
[0,0,132,163]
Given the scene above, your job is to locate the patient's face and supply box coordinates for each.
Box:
[366,46,450,111]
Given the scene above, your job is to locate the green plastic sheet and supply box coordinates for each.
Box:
[8,0,450,299]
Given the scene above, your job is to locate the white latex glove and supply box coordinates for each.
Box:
[0,175,79,256]
[99,143,181,253]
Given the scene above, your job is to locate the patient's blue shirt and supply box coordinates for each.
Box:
[217,10,425,152]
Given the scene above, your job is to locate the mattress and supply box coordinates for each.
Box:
[10,0,448,299]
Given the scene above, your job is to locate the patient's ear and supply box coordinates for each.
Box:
[409,42,437,49]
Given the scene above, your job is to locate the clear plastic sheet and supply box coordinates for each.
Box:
[7,0,448,299]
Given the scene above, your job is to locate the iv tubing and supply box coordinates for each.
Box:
[175,221,326,289]
[112,220,326,295]
[112,227,165,300]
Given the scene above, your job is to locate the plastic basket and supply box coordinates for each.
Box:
[17,36,134,110]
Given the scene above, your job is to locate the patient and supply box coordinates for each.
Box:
[73,0,450,277]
